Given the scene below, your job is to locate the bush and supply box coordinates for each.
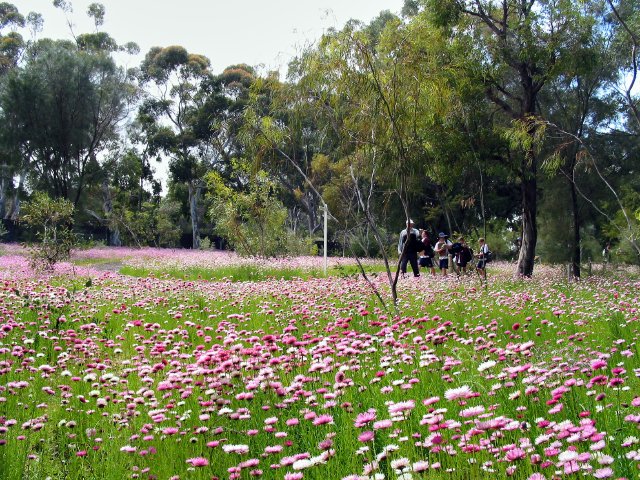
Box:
[20,193,77,271]
[457,219,518,262]
[199,236,213,250]
[210,171,301,257]
[347,225,391,258]
[156,199,182,248]
[285,232,316,256]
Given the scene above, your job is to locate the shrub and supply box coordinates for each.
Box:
[199,236,212,250]
[20,193,77,271]
[210,171,300,257]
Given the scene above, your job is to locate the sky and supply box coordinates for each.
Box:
[19,0,405,75]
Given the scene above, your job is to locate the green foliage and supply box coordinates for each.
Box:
[283,231,315,257]
[0,221,7,250]
[209,169,306,257]
[140,45,209,82]
[199,236,212,250]
[347,225,391,258]
[579,228,605,264]
[503,117,547,161]
[20,192,77,270]
[602,208,640,264]
[464,218,519,261]
[614,233,640,265]
[155,199,182,247]
[0,38,136,204]
[537,200,574,264]
[0,3,25,74]
[76,32,118,52]
[422,0,461,28]
[86,3,105,27]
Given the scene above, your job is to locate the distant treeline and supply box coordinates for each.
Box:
[1,1,639,275]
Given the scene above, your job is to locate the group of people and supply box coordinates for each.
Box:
[398,220,490,279]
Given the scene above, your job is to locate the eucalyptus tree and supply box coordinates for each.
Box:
[0,2,27,220]
[420,0,602,276]
[596,0,640,260]
[0,36,136,208]
[536,10,616,276]
[0,2,25,73]
[527,0,640,267]
[137,45,213,249]
[275,11,485,303]
[210,64,256,172]
[240,72,337,236]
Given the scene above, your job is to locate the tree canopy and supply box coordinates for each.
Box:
[0,0,638,273]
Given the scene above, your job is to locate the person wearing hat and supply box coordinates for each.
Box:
[398,219,420,277]
[434,232,452,276]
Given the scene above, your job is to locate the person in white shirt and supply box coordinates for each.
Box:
[476,237,490,280]
[434,232,451,276]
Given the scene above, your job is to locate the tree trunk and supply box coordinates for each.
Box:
[0,165,8,220]
[101,179,121,247]
[8,170,27,221]
[189,181,201,249]
[305,193,320,235]
[569,176,581,278]
[516,170,537,277]
[0,195,5,222]
[438,188,452,234]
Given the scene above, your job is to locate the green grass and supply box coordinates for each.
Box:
[119,262,389,282]
[71,257,122,267]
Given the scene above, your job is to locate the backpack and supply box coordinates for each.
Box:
[450,242,463,255]
[462,246,473,263]
[479,244,493,263]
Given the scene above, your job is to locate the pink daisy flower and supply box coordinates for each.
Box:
[593,467,613,479]
[459,405,485,418]
[313,415,333,426]
[505,448,526,461]
[354,411,376,428]
[444,385,474,401]
[413,460,429,472]
[186,457,209,467]
[388,400,415,414]
[373,419,393,430]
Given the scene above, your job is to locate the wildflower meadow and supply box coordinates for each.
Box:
[1,247,639,480]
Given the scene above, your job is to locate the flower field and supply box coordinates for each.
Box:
[1,249,639,480]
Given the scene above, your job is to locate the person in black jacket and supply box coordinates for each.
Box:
[398,220,420,277]
[418,229,436,276]
[454,237,473,274]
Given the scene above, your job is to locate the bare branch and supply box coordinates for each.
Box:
[606,0,640,128]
